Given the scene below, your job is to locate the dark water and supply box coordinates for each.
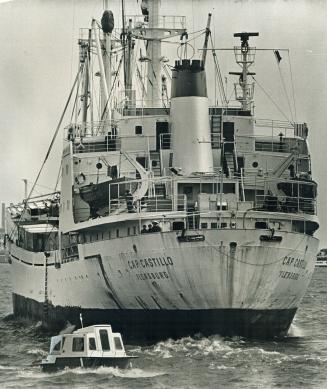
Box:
[0,266,327,389]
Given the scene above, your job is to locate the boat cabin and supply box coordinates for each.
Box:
[41,324,136,371]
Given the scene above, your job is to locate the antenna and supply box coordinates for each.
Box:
[230,31,259,112]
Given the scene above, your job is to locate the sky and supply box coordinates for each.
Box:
[0,0,326,246]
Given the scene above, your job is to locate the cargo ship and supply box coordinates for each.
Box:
[7,1,319,340]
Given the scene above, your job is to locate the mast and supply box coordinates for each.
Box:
[101,2,114,122]
[146,0,161,107]
[125,18,134,108]
[82,29,91,129]
[201,13,212,68]
[229,32,258,113]
[93,19,110,123]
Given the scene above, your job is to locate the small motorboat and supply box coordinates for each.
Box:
[40,324,137,372]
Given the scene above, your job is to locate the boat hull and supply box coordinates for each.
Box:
[41,356,131,372]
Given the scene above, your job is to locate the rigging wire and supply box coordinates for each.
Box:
[251,75,292,125]
[287,50,297,122]
[9,67,82,239]
[275,52,294,122]
[209,33,227,107]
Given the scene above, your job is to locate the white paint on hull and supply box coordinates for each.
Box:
[9,229,319,312]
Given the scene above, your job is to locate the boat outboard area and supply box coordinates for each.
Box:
[40,324,137,372]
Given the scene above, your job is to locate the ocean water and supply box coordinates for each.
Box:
[0,265,327,389]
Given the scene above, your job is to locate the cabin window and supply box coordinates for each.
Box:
[172,221,184,231]
[88,337,96,350]
[211,223,218,229]
[72,337,85,352]
[114,337,123,350]
[255,221,268,229]
[116,229,119,238]
[66,164,69,175]
[127,227,131,236]
[135,125,143,135]
[99,329,110,351]
[221,222,227,228]
[201,223,208,229]
[133,226,136,235]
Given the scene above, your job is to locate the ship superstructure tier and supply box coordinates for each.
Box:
[7,1,319,340]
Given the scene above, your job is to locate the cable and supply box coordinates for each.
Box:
[251,75,292,124]
[287,50,297,122]
[275,53,294,122]
[9,67,82,239]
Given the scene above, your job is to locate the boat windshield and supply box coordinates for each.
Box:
[114,337,123,350]
[99,329,110,351]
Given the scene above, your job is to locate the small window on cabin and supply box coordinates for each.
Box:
[116,229,119,238]
[62,337,66,348]
[255,221,268,229]
[133,226,136,235]
[88,337,96,351]
[108,231,111,239]
[114,337,123,350]
[211,222,218,229]
[52,340,61,353]
[221,222,227,228]
[172,221,184,230]
[127,227,131,236]
[99,329,110,351]
[72,337,85,352]
[201,223,208,229]
[135,125,143,135]
[252,161,258,168]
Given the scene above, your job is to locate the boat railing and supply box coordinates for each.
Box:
[126,14,186,29]
[107,193,187,215]
[115,98,168,116]
[255,194,316,215]
[65,121,117,139]
[72,134,157,154]
[254,119,308,139]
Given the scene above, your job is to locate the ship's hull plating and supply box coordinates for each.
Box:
[9,229,319,340]
[14,293,296,340]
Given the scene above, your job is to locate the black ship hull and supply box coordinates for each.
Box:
[13,293,296,341]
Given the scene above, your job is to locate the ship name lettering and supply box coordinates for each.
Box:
[136,271,169,280]
[128,256,173,270]
[278,270,299,280]
[282,256,307,269]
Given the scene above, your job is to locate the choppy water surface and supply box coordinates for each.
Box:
[0,265,327,389]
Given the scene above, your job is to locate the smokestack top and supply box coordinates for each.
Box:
[171,59,207,98]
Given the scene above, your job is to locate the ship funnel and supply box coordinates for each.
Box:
[170,59,213,175]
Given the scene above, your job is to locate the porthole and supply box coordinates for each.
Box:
[252,161,258,168]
